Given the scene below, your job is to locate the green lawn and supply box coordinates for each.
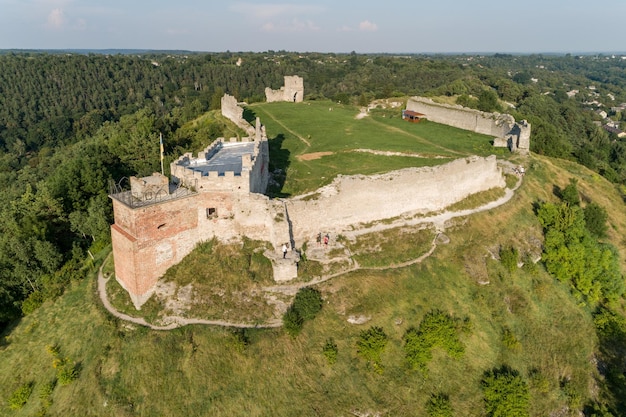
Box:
[250,100,509,196]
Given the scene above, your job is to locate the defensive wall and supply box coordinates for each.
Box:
[221,93,256,136]
[265,75,304,103]
[406,97,531,153]
[286,155,504,240]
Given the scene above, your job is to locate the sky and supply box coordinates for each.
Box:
[1,0,625,54]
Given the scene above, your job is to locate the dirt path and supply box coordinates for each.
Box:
[97,163,523,330]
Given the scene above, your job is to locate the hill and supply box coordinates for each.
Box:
[2,102,626,416]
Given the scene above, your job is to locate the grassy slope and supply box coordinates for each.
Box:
[2,101,626,416]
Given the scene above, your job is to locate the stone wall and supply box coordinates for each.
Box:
[406,97,531,153]
[286,155,504,240]
[265,75,304,103]
[221,94,255,136]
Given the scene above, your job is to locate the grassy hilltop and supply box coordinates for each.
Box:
[1,101,626,417]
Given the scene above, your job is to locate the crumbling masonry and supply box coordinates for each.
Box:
[265,75,304,103]
[406,97,531,153]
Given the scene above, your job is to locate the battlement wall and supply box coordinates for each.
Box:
[406,97,530,153]
[170,131,269,194]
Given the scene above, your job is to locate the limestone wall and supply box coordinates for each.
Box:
[221,94,255,136]
[286,155,504,240]
[406,97,530,153]
[265,75,304,103]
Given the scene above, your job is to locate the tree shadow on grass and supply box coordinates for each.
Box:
[268,133,291,198]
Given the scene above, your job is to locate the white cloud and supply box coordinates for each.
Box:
[46,8,65,29]
[359,20,378,32]
[261,18,320,33]
[230,3,323,33]
[337,25,353,32]
[230,2,324,19]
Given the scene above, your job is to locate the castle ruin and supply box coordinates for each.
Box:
[265,75,304,103]
[110,93,509,309]
[406,97,531,153]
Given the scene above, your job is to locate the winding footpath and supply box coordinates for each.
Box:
[97,163,523,330]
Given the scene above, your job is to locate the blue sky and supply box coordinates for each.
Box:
[1,0,624,53]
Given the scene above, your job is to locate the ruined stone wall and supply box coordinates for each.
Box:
[406,97,530,153]
[265,75,304,103]
[248,137,269,194]
[286,155,504,240]
[221,94,255,135]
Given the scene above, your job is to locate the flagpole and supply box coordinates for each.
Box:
[160,132,164,176]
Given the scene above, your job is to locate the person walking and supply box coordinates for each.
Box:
[282,243,288,259]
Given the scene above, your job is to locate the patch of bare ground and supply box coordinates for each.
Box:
[297,151,334,161]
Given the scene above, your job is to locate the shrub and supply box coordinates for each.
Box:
[499,246,519,273]
[426,393,454,417]
[356,326,388,373]
[21,290,46,315]
[293,287,323,321]
[322,338,338,365]
[481,366,530,417]
[584,202,608,238]
[501,327,521,351]
[282,306,303,338]
[8,382,34,410]
[404,310,466,375]
[39,379,56,408]
[57,363,79,385]
[560,178,580,206]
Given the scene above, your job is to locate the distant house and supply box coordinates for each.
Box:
[402,109,426,123]
[603,124,626,138]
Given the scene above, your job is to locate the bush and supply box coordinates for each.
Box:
[39,379,56,408]
[584,202,608,238]
[404,310,466,375]
[426,393,454,417]
[57,363,79,385]
[561,178,580,206]
[8,382,34,410]
[322,338,338,365]
[481,366,530,417]
[282,306,303,338]
[293,287,323,321]
[356,326,388,373]
[21,290,46,315]
[499,246,519,273]
[501,327,521,351]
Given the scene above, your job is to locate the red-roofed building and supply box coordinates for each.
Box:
[402,109,426,123]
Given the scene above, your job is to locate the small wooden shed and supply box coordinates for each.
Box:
[402,109,426,123]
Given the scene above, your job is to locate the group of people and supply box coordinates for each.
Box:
[316,232,330,248]
[281,232,331,260]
